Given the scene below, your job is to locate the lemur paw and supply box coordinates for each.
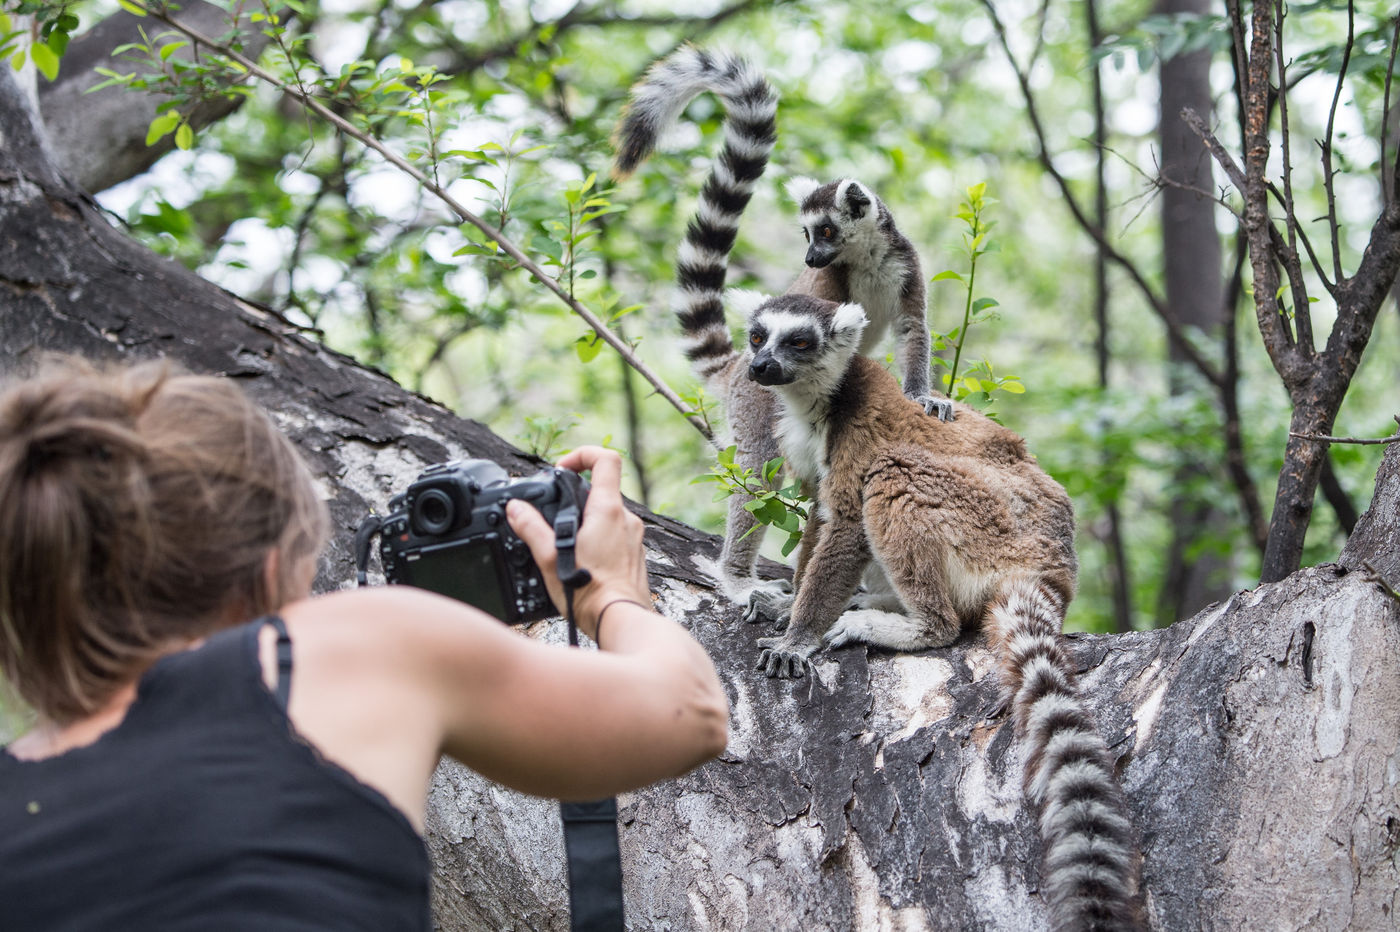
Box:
[744,582,795,627]
[823,613,874,649]
[915,395,955,422]
[755,634,818,679]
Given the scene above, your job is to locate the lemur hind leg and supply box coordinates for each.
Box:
[825,449,963,652]
[823,560,961,651]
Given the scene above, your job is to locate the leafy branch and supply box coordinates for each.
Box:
[88,0,717,445]
[693,446,810,557]
[930,182,1025,408]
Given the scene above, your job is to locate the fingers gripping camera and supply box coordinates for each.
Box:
[377,459,590,623]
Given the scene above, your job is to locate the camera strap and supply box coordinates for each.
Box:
[551,502,623,932]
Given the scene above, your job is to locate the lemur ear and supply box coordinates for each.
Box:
[785,176,821,206]
[839,180,873,219]
[832,302,869,335]
[726,288,771,318]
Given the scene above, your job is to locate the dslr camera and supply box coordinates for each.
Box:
[372,459,589,623]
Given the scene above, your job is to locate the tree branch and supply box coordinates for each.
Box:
[128,0,716,446]
[438,0,773,76]
[1387,14,1400,205]
[1272,0,1314,355]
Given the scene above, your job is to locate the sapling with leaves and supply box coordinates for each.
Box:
[693,447,810,559]
[931,182,1026,416]
[55,0,711,441]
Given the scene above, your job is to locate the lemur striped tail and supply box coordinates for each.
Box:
[613,46,777,387]
[989,579,1143,931]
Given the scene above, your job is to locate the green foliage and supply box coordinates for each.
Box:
[521,413,580,460]
[693,447,810,558]
[47,0,1396,634]
[1,4,77,80]
[930,182,1024,413]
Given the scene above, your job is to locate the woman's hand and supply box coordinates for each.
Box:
[505,446,650,639]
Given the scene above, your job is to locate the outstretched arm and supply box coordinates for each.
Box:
[280,448,728,826]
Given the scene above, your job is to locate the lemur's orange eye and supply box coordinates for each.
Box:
[750,333,763,345]
[821,226,834,239]
[792,340,809,349]
[801,228,810,241]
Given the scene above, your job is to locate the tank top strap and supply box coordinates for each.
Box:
[263,614,293,710]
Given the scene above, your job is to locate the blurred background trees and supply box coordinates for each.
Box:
[11,0,1399,636]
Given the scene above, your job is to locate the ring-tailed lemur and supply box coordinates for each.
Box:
[738,290,1142,930]
[613,46,952,601]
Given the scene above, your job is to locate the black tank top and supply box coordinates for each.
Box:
[0,617,431,931]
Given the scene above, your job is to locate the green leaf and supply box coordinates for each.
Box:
[174,121,194,150]
[1000,380,1026,394]
[145,112,180,146]
[780,534,801,558]
[971,297,1000,314]
[159,40,189,60]
[116,0,147,14]
[574,333,603,363]
[29,42,58,81]
[931,269,963,283]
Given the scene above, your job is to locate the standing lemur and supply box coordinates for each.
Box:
[739,290,1143,930]
[613,46,952,600]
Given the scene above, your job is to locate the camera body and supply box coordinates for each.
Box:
[379,459,589,623]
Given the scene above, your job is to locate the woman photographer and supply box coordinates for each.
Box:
[0,357,729,929]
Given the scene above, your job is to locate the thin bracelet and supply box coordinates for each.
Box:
[594,598,648,647]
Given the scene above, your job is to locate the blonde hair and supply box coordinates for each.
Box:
[0,357,329,723]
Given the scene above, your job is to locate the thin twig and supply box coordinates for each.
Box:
[1272,0,1313,354]
[1288,431,1400,446]
[1382,14,1400,206]
[1318,0,1355,286]
[130,0,716,446]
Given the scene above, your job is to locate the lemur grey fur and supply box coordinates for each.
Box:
[739,289,1143,931]
[613,46,951,601]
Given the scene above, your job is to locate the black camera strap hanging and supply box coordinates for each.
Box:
[551,493,625,932]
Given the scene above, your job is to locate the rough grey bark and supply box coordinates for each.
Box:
[4,64,1398,932]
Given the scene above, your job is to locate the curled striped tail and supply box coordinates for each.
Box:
[613,46,777,386]
[989,578,1143,931]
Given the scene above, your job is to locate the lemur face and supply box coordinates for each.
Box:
[740,293,869,388]
[789,178,876,270]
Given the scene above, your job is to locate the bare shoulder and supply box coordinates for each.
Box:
[278,586,516,673]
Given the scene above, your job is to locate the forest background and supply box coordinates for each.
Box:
[4,0,1399,639]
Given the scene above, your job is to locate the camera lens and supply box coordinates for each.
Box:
[412,488,455,535]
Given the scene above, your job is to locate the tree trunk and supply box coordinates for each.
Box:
[3,67,1398,932]
[1156,0,1233,621]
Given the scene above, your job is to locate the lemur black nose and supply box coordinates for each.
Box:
[748,357,783,385]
